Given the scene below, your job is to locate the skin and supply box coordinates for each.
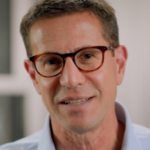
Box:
[24,12,128,150]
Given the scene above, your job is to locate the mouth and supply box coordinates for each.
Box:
[61,97,92,105]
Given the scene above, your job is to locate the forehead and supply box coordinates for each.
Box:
[30,12,108,55]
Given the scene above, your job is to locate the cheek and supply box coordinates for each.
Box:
[38,76,60,109]
[86,60,118,101]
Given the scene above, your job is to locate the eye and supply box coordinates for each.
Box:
[83,54,93,59]
[47,58,60,65]
[43,56,63,66]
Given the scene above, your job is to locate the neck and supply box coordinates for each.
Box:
[51,105,125,150]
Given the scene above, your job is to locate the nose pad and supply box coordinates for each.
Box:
[60,57,85,88]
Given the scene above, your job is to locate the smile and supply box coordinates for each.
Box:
[61,98,91,105]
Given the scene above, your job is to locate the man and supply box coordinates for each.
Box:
[1,0,150,150]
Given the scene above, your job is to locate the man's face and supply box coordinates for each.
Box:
[26,12,126,134]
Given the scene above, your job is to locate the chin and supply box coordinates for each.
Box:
[64,121,98,135]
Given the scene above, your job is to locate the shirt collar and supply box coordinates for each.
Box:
[115,101,143,150]
[37,101,143,150]
[37,115,56,150]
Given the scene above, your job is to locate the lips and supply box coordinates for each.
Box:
[60,97,92,105]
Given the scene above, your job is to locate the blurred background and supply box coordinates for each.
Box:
[0,0,150,145]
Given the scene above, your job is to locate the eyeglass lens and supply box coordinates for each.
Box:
[35,48,103,77]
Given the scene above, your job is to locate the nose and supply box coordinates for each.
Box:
[60,57,86,88]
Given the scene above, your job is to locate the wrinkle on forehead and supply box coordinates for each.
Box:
[32,34,106,54]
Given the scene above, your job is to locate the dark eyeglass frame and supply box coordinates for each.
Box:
[29,46,113,78]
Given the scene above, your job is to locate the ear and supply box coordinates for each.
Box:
[115,45,128,85]
[24,59,41,95]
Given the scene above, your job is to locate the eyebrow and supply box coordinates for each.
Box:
[43,45,93,55]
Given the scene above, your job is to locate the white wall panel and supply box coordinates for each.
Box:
[0,0,47,137]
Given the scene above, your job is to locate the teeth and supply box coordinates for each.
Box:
[64,99,88,105]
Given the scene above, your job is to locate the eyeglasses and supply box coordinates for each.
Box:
[29,46,113,78]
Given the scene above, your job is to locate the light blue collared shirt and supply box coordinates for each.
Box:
[1,102,150,150]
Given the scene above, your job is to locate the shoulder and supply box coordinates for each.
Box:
[0,131,42,150]
[133,124,150,149]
